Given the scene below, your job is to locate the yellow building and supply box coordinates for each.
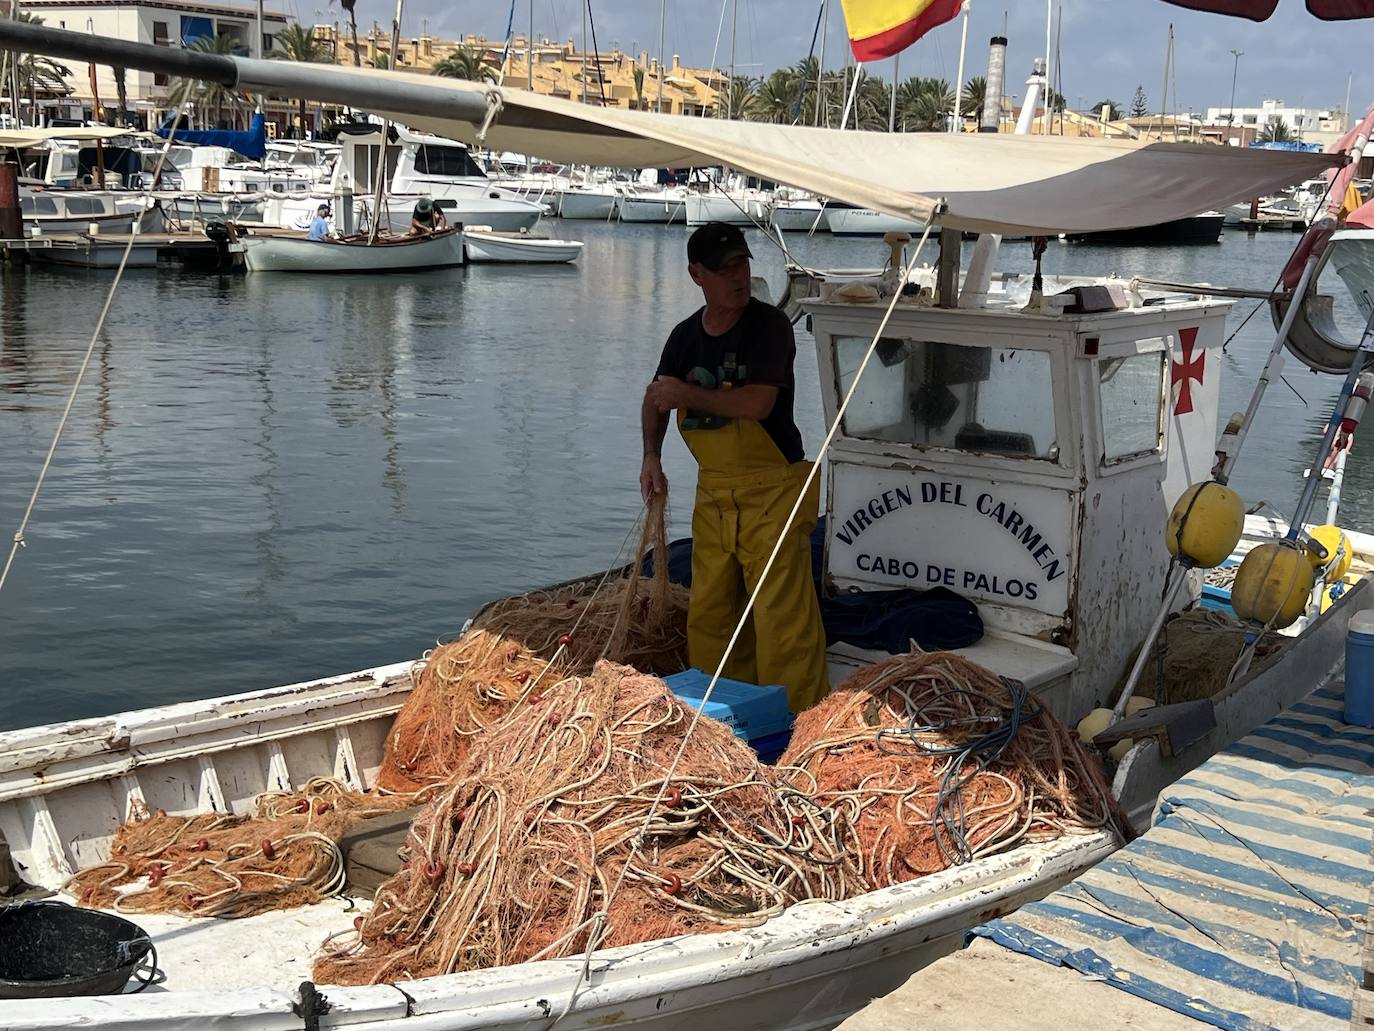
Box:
[310,26,725,117]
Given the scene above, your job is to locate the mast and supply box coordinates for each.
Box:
[1042,0,1052,133]
[727,0,736,119]
[580,0,587,105]
[367,0,403,244]
[951,0,969,133]
[657,0,666,114]
[527,0,533,91]
[887,53,897,133]
[814,0,828,126]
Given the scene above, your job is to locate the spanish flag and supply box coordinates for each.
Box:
[841,0,964,61]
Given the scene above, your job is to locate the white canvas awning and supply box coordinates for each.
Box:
[0,126,150,149]
[349,69,1339,236]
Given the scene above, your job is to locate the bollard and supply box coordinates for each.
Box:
[0,163,21,240]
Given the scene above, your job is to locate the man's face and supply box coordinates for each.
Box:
[690,254,751,310]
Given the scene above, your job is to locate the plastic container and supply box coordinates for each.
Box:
[1344,610,1374,727]
[665,669,793,760]
[0,900,155,998]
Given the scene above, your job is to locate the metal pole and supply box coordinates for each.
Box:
[951,1,969,133]
[1042,0,1052,134]
[728,0,736,119]
[887,53,897,133]
[657,0,665,114]
[1228,48,1243,142]
[1213,254,1321,485]
[814,0,828,126]
[527,0,533,91]
[840,62,862,130]
[367,0,404,245]
[580,0,587,105]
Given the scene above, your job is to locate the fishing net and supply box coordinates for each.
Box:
[314,660,861,985]
[1125,607,1286,705]
[68,778,419,918]
[469,492,690,676]
[779,650,1121,889]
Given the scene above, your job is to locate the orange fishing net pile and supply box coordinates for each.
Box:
[470,493,690,676]
[68,778,419,918]
[779,650,1120,889]
[314,660,861,985]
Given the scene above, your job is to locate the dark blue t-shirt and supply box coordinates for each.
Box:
[654,298,805,464]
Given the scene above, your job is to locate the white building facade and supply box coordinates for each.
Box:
[22,0,288,126]
[1203,98,1346,136]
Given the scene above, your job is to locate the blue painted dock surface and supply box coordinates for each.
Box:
[842,678,1374,1031]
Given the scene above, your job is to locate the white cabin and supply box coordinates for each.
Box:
[806,279,1227,719]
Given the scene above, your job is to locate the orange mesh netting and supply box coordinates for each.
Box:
[68,778,419,918]
[314,660,861,985]
[779,650,1120,889]
[470,492,690,676]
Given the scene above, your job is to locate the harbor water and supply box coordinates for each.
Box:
[0,224,1369,731]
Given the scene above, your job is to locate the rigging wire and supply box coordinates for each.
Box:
[0,78,196,599]
[583,0,608,107]
[551,211,942,1025]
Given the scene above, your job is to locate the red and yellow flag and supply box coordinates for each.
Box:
[840,0,964,61]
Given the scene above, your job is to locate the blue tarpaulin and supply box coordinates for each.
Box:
[1248,140,1323,151]
[157,112,267,161]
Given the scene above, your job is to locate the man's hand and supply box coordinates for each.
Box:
[640,454,667,501]
[645,375,691,414]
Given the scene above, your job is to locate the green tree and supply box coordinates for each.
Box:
[1092,98,1122,121]
[270,24,330,138]
[633,66,646,110]
[895,76,953,132]
[7,13,73,122]
[753,66,801,123]
[1259,115,1293,143]
[431,46,497,82]
[717,74,757,119]
[371,51,394,70]
[959,74,986,123]
[167,34,249,128]
[331,0,361,67]
[1129,85,1149,118]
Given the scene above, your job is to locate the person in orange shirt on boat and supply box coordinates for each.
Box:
[640,223,828,713]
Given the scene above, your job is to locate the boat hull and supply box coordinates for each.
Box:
[240,229,466,273]
[771,203,830,232]
[1066,213,1225,246]
[619,195,687,223]
[1329,227,1374,322]
[464,231,583,263]
[557,190,618,220]
[685,193,768,226]
[826,208,925,237]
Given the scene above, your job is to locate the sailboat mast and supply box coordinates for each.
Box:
[657,0,666,114]
[527,0,533,91]
[887,53,897,133]
[1042,0,1052,133]
[814,0,828,126]
[580,0,587,105]
[367,0,404,244]
[951,0,969,133]
[727,0,736,119]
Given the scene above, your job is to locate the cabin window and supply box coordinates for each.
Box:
[1098,350,1167,464]
[414,144,484,178]
[63,197,103,215]
[833,337,1057,460]
[26,196,59,215]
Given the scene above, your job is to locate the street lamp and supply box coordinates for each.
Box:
[1228,49,1244,142]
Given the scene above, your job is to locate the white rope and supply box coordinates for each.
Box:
[0,80,196,598]
[550,208,942,1025]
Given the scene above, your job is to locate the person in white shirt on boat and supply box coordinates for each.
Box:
[640,223,829,714]
[410,196,448,235]
[307,204,331,241]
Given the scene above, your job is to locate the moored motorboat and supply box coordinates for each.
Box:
[770,197,831,232]
[463,228,583,263]
[619,188,688,223]
[238,226,465,273]
[826,207,926,237]
[1066,211,1226,245]
[557,185,620,220]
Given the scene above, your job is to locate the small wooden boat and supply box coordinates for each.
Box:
[238,226,466,273]
[463,228,583,264]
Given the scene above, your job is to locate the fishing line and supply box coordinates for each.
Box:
[0,77,196,597]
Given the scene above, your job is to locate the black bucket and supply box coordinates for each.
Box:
[0,900,157,998]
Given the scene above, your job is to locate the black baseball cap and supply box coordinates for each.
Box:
[687,222,752,271]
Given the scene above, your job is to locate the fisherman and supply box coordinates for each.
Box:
[307,203,331,241]
[410,196,447,235]
[640,223,828,713]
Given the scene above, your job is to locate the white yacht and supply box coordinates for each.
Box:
[770,195,831,232]
[18,187,143,235]
[684,189,771,226]
[827,207,929,237]
[618,186,689,223]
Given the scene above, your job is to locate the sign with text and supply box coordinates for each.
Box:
[827,464,1075,616]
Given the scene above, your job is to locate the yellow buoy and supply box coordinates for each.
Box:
[1108,739,1135,763]
[1126,695,1155,716]
[1231,540,1316,629]
[1076,707,1114,743]
[1166,481,1245,569]
[1309,524,1353,581]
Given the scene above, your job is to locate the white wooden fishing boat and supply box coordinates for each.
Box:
[463,228,583,264]
[20,189,139,236]
[238,226,465,273]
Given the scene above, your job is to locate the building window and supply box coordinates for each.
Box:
[153,20,169,45]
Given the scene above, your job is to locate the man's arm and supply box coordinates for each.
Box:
[640,388,670,501]
[645,378,778,422]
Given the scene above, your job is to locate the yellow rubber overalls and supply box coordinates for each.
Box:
[679,408,829,713]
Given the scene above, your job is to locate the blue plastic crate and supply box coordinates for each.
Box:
[665,669,793,749]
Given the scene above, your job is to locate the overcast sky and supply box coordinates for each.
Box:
[301,1,1367,118]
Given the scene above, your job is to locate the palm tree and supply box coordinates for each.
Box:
[633,66,646,111]
[718,75,757,119]
[753,67,800,123]
[371,51,394,70]
[431,46,497,82]
[1091,98,1123,121]
[112,66,128,126]
[791,55,820,125]
[167,34,249,127]
[270,24,330,138]
[959,75,986,124]
[1259,115,1293,143]
[895,76,952,132]
[7,13,73,123]
[331,0,361,67]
